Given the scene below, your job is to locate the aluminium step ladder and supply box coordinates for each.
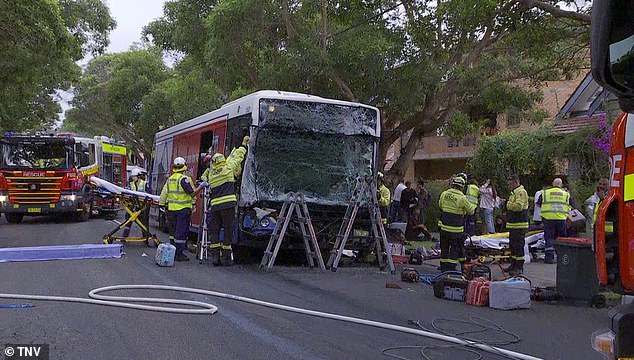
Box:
[260,192,326,271]
[326,176,395,273]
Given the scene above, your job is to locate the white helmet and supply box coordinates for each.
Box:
[131,168,141,177]
[173,157,186,166]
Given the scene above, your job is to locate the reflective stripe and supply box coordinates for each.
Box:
[210,243,222,249]
[440,258,459,264]
[457,257,466,262]
[174,239,186,244]
[512,256,525,260]
[439,222,464,233]
[211,194,237,206]
[222,245,232,250]
[625,173,634,202]
[507,222,529,229]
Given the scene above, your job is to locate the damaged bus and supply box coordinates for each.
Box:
[150,90,380,258]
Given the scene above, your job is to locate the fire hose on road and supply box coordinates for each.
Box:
[0,284,542,360]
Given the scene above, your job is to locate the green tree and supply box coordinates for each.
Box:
[0,0,115,132]
[65,48,170,156]
[468,123,610,198]
[143,0,591,179]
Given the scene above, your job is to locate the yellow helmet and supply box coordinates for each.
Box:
[212,153,226,165]
[451,175,466,188]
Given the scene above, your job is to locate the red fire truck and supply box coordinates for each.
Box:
[0,134,90,223]
[590,0,633,357]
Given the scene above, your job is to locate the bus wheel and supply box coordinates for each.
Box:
[5,213,23,224]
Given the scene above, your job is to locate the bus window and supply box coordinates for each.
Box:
[198,130,214,179]
[225,114,252,154]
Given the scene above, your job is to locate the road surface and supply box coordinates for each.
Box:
[0,215,607,359]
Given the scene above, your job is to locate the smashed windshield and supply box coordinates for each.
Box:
[1,141,72,170]
[240,99,379,206]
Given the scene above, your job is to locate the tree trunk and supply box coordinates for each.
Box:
[388,128,422,178]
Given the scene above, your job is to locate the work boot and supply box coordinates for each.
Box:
[221,250,234,267]
[175,251,189,262]
[210,249,221,266]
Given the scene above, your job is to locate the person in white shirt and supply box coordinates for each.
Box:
[390,179,407,222]
[479,179,496,234]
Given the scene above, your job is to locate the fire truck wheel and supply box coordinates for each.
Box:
[4,213,23,224]
[74,203,90,222]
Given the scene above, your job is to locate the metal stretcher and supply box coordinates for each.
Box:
[90,177,160,247]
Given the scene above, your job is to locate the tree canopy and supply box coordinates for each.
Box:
[64,48,170,156]
[65,0,591,168]
[141,0,591,175]
[0,0,115,133]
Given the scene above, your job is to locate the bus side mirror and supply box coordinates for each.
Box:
[591,0,634,112]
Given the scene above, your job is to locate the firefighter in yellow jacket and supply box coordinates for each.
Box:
[505,174,529,275]
[159,157,205,262]
[208,136,249,266]
[377,172,391,222]
[438,175,476,272]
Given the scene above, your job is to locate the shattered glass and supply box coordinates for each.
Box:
[240,99,379,206]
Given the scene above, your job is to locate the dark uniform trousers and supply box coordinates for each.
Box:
[210,207,235,247]
[440,230,465,272]
[170,208,191,252]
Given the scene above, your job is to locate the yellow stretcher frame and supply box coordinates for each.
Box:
[103,195,160,247]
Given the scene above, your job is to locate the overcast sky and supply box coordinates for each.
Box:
[105,0,165,53]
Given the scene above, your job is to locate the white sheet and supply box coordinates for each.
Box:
[90,176,160,203]
[465,232,544,264]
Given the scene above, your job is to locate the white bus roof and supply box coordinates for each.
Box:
[154,90,380,142]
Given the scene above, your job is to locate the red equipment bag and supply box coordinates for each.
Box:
[466,277,490,306]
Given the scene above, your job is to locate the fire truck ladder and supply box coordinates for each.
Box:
[260,192,326,271]
[326,176,395,274]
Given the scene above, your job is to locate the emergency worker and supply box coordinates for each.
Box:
[504,174,529,275]
[538,178,571,264]
[377,172,391,223]
[208,136,249,266]
[159,157,205,262]
[465,179,479,235]
[438,175,476,271]
[122,168,147,238]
